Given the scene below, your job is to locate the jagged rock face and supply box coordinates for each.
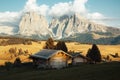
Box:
[49,13,108,38]
[18,12,120,40]
[19,12,52,37]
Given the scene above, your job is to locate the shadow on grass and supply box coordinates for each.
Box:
[0,62,120,80]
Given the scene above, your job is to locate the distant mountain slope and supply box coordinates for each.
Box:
[61,32,120,44]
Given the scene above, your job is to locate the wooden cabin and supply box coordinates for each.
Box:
[30,49,72,69]
[70,52,88,65]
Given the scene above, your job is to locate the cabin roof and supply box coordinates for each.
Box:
[30,49,72,59]
[70,52,87,59]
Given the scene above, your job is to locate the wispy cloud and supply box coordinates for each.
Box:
[49,0,88,17]
[0,26,15,35]
[24,0,49,16]
[0,12,18,22]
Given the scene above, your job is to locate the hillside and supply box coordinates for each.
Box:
[62,33,120,44]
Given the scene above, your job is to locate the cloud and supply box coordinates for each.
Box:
[24,0,37,12]
[0,12,18,22]
[72,0,88,14]
[87,12,106,25]
[0,0,104,22]
[0,26,14,35]
[24,0,37,11]
[49,0,88,17]
[0,11,22,27]
[24,0,49,16]
[88,12,105,20]
[49,2,72,17]
[38,5,49,16]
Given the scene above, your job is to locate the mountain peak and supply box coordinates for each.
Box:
[19,11,52,37]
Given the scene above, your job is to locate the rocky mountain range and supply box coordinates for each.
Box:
[1,12,120,44]
[49,13,108,38]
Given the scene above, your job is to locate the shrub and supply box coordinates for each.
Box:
[18,48,24,55]
[115,53,119,57]
[0,40,7,46]
[43,38,55,49]
[9,47,17,54]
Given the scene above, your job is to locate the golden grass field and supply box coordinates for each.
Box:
[0,41,120,65]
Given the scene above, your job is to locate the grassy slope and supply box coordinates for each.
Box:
[0,62,120,80]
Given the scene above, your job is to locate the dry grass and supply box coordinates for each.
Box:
[0,41,120,65]
[66,42,120,55]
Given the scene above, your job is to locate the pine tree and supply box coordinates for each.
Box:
[43,38,55,49]
[86,48,91,58]
[55,41,68,52]
[86,44,101,63]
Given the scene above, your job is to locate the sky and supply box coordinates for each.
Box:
[0,0,120,34]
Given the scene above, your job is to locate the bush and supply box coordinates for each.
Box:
[23,40,32,45]
[18,48,24,55]
[115,53,119,57]
[0,40,7,46]
[9,47,17,54]
[43,38,55,49]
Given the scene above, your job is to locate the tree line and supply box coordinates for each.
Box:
[44,38,102,63]
[43,38,68,52]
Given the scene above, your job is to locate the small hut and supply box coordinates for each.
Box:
[70,52,88,65]
[30,49,72,69]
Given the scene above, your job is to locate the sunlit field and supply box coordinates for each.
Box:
[0,41,120,65]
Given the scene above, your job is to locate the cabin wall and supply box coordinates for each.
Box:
[73,56,86,65]
[32,58,49,68]
[49,52,70,69]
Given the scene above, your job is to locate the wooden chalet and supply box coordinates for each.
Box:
[30,49,72,69]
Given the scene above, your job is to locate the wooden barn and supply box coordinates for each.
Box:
[30,49,72,69]
[70,52,88,65]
